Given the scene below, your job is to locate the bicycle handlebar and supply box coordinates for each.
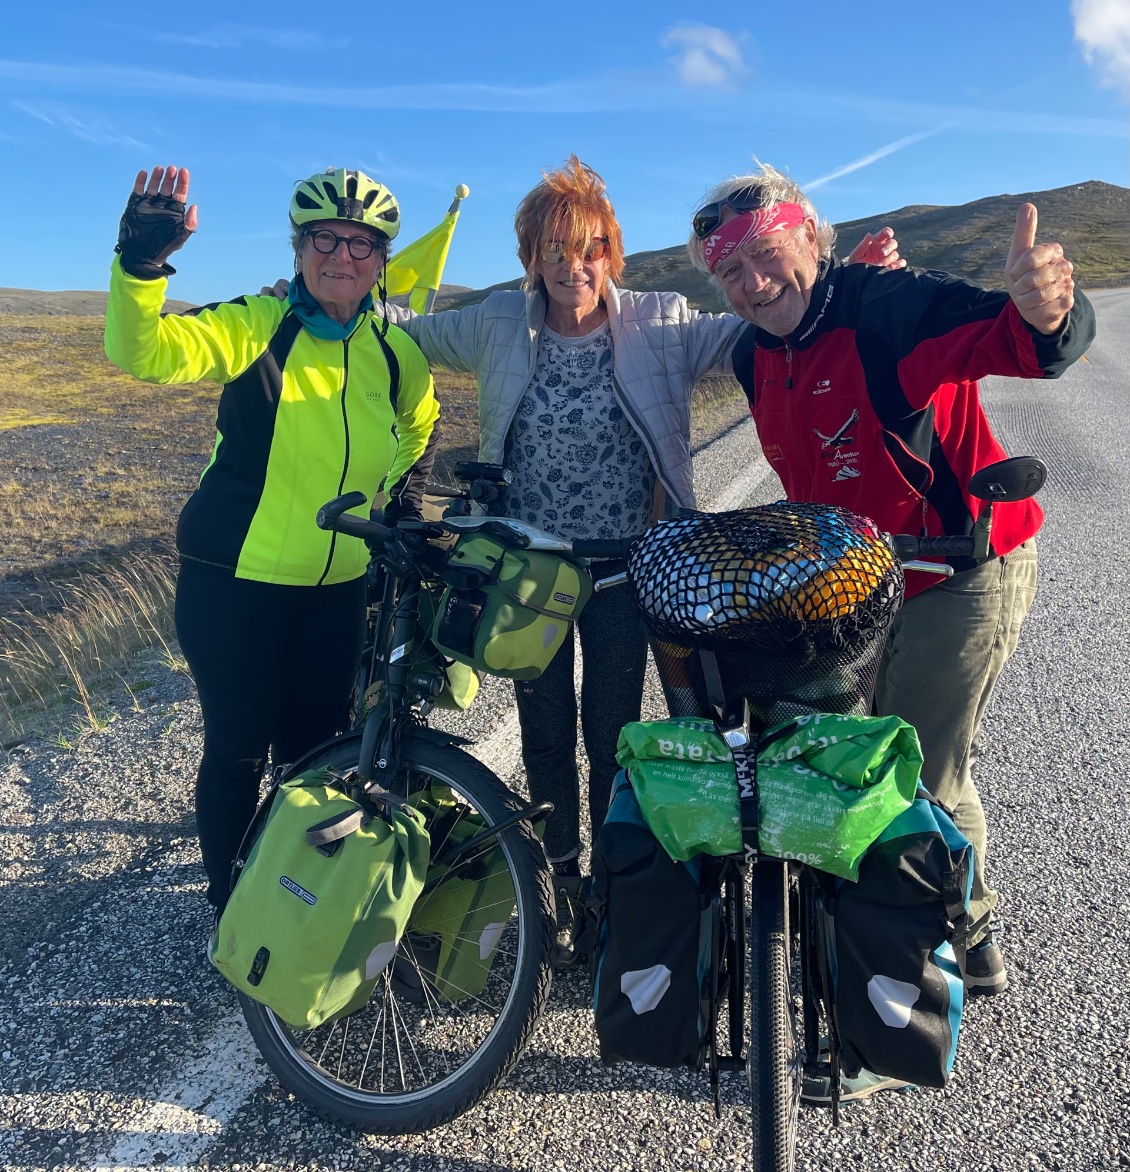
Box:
[316,492,392,544]
[888,534,975,561]
[570,538,635,560]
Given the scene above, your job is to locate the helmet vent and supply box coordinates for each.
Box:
[323,181,339,204]
[345,173,358,199]
[294,190,320,210]
[362,189,380,210]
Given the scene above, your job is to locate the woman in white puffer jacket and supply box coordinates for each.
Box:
[385,157,900,967]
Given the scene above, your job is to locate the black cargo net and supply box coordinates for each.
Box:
[629,504,904,725]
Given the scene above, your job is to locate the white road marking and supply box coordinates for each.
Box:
[90,1009,264,1172]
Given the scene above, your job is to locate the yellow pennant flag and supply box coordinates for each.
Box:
[383,184,469,314]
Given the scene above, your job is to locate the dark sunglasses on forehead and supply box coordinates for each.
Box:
[691,184,768,239]
[539,237,610,265]
[301,227,385,261]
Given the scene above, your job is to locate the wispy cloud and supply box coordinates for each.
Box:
[661,24,748,88]
[142,22,348,52]
[12,101,147,148]
[0,60,1125,141]
[804,128,947,191]
[1072,0,1130,88]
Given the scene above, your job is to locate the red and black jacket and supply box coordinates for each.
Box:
[729,258,1095,596]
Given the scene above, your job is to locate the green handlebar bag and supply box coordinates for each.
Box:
[431,533,592,680]
[209,770,430,1028]
[616,713,922,881]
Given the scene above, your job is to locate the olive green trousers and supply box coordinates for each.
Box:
[874,540,1038,945]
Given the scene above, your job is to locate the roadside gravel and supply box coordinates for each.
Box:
[1,296,1127,1171]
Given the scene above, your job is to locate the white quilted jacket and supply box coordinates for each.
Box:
[385,283,744,509]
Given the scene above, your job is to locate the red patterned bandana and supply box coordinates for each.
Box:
[702,202,808,273]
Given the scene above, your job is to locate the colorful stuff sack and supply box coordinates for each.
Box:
[615,713,921,879]
[431,533,592,680]
[209,769,430,1029]
[819,791,973,1087]
[398,783,517,1003]
[590,773,713,1067]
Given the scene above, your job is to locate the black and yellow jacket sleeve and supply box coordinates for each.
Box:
[105,257,440,586]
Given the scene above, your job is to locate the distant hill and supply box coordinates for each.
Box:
[0,288,198,315]
[0,282,471,316]
[435,179,1129,313]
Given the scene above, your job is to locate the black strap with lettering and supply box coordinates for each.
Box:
[698,650,759,856]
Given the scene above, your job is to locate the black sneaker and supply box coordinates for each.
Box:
[964,931,1008,996]
[551,868,587,972]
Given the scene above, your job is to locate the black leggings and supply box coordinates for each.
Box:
[512,578,648,861]
[175,560,365,907]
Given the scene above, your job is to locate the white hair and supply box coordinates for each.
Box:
[686,162,836,276]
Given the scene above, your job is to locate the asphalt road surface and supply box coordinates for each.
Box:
[1,289,1126,1172]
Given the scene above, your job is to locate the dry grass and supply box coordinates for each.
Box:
[0,547,182,746]
[0,313,746,742]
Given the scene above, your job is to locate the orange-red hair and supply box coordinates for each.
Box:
[514,155,625,291]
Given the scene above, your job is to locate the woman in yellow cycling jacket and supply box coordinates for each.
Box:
[105,165,439,910]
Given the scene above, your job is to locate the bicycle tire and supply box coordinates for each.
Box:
[748,858,802,1172]
[239,732,555,1133]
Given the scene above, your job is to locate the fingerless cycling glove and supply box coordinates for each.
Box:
[115,191,193,279]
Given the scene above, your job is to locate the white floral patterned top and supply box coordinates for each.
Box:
[504,323,656,541]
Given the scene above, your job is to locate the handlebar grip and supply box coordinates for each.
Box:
[571,538,634,560]
[316,491,368,530]
[893,534,975,560]
[330,514,392,543]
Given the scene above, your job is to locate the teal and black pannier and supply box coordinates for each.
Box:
[819,790,973,1088]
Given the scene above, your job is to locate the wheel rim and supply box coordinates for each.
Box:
[256,762,534,1107]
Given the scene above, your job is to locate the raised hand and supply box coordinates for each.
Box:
[1004,203,1074,335]
[116,165,198,280]
[846,226,907,270]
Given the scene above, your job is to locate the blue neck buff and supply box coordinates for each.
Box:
[287,274,374,340]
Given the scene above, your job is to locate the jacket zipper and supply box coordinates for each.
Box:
[609,370,680,508]
[785,344,794,389]
[317,336,352,585]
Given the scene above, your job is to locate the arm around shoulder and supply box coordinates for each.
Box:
[384,298,486,373]
[683,307,747,379]
[384,329,441,490]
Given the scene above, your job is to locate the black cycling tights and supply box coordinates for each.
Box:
[175,560,365,907]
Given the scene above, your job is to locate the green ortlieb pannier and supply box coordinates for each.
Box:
[398,783,517,1003]
[430,533,592,680]
[209,769,430,1029]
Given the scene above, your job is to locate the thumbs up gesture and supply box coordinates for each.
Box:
[1004,203,1074,335]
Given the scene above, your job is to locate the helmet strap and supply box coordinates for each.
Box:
[376,275,390,338]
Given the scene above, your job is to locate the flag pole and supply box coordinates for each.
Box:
[424,184,470,314]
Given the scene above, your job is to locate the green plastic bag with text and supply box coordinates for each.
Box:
[615,713,923,881]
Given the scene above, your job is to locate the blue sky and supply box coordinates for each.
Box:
[1,0,1126,303]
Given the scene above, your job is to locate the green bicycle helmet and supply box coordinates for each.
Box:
[289,168,401,240]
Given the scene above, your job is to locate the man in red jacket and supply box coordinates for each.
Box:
[687,165,1094,1092]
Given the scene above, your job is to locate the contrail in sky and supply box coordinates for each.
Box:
[804,127,947,191]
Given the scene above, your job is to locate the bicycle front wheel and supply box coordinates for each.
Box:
[239,732,555,1133]
[748,857,802,1172]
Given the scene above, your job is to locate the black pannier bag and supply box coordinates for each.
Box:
[589,772,713,1068]
[819,791,974,1088]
